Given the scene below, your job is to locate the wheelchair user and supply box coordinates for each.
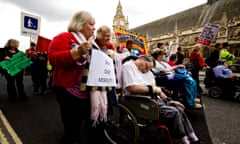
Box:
[213,60,240,93]
[203,43,223,87]
[122,55,201,144]
[151,49,202,109]
[213,60,238,79]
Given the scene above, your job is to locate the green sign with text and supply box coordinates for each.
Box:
[0,51,32,76]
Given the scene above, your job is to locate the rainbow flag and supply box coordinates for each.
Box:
[114,28,148,55]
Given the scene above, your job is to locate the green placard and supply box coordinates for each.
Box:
[0,51,32,76]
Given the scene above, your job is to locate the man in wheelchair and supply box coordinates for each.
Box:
[204,43,223,88]
[122,55,201,144]
[212,60,240,98]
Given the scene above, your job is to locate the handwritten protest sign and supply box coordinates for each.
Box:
[0,51,32,76]
[197,23,219,46]
[87,49,116,87]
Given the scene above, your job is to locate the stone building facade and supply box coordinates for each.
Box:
[129,0,240,60]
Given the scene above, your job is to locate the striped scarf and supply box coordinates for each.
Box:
[72,32,118,126]
[79,44,114,92]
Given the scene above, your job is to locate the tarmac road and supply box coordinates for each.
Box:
[199,71,240,144]
[0,71,239,144]
[0,75,62,144]
[201,95,240,144]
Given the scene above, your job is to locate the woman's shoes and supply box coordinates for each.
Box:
[194,98,201,103]
[191,103,202,109]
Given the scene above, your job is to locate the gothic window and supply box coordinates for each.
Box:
[228,27,240,40]
[218,27,226,37]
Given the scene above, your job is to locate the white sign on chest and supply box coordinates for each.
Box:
[87,49,116,87]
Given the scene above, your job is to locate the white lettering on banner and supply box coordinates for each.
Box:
[87,49,116,87]
[198,23,219,46]
[201,23,219,40]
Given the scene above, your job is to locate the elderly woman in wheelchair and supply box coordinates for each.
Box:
[151,49,202,109]
[111,55,201,144]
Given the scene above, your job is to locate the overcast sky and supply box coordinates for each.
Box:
[0,0,207,51]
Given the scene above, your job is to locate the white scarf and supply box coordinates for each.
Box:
[72,32,108,127]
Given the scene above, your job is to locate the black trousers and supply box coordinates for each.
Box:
[4,71,26,100]
[55,87,106,144]
[31,60,48,93]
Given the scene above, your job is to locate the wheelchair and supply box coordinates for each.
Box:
[203,68,215,89]
[104,94,173,144]
[204,68,240,100]
[154,72,181,98]
[153,71,189,105]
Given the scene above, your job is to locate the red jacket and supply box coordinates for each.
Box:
[48,32,81,88]
[167,61,176,67]
[106,42,115,51]
[189,51,205,69]
[25,48,37,59]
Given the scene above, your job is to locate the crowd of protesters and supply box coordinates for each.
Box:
[0,9,239,144]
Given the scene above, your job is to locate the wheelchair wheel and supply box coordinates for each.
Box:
[208,86,222,98]
[104,103,139,144]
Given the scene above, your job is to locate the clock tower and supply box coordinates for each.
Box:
[113,0,129,30]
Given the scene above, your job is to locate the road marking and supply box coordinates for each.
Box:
[0,127,8,143]
[0,110,22,144]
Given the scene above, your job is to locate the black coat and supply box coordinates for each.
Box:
[205,49,220,68]
[0,47,21,74]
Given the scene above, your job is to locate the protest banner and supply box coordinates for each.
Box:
[114,28,148,55]
[0,52,32,76]
[87,49,116,87]
[21,11,41,37]
[36,35,51,52]
[197,23,219,46]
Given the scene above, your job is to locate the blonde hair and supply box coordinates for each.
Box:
[5,39,19,48]
[67,11,94,32]
[96,25,111,39]
[192,44,202,52]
